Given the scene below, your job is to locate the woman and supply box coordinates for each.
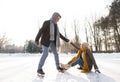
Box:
[61,42,100,73]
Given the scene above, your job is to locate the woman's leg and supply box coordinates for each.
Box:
[71,58,83,67]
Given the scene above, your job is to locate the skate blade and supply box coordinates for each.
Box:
[58,69,65,73]
[37,73,44,77]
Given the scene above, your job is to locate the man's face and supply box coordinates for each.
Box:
[55,16,61,23]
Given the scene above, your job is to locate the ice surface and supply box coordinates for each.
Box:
[0,53,120,82]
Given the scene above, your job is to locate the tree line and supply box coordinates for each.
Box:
[86,0,120,52]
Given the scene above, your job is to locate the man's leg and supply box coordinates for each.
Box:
[50,42,64,72]
[37,45,48,73]
[49,41,59,67]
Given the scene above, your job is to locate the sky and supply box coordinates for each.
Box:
[0,0,113,46]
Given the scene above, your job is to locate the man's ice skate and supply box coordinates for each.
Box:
[57,66,65,73]
[37,69,45,77]
[60,63,71,70]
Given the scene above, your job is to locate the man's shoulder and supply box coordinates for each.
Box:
[44,20,50,23]
[42,20,50,25]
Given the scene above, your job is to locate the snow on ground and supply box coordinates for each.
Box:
[0,53,120,82]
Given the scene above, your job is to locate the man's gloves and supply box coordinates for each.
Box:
[35,41,39,45]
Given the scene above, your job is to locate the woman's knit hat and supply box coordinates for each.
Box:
[82,42,89,48]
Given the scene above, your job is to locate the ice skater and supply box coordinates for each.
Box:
[35,12,70,76]
[61,42,100,73]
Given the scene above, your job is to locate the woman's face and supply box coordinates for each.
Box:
[82,44,86,48]
[81,43,88,49]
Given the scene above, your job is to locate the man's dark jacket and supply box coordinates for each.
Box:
[35,20,69,47]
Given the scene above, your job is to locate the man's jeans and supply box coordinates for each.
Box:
[38,41,59,70]
[71,58,83,67]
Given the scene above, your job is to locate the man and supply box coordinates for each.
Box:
[35,12,70,75]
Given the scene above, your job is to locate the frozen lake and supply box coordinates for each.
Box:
[0,53,120,82]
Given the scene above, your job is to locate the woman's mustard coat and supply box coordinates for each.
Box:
[68,48,98,73]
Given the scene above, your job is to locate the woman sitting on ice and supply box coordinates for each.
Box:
[61,42,100,73]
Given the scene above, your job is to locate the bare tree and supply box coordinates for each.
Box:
[84,19,93,51]
[72,20,81,44]
[60,21,70,53]
[85,16,103,52]
[86,20,100,51]
[70,19,81,52]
